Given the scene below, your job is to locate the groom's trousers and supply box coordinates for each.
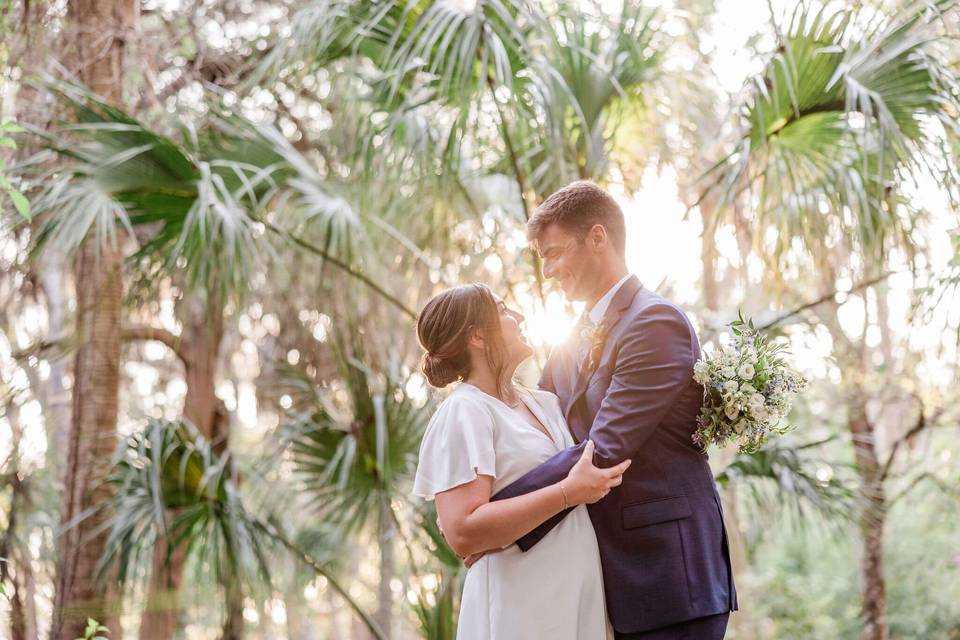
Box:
[614,612,729,640]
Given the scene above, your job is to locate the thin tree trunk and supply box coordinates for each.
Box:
[21,548,39,640]
[3,403,27,640]
[699,205,720,311]
[823,302,889,640]
[874,282,894,371]
[51,0,136,636]
[39,257,73,479]
[850,388,888,640]
[220,576,246,640]
[286,569,319,640]
[328,586,347,639]
[374,504,394,640]
[9,575,26,640]
[698,199,756,639]
[139,293,225,640]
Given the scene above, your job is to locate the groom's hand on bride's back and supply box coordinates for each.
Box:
[565,440,631,505]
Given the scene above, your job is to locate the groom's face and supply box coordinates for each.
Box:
[535,223,595,301]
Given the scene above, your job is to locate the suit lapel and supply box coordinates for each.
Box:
[562,276,644,423]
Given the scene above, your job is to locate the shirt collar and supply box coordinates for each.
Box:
[587,274,633,325]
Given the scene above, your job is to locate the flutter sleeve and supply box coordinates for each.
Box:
[412,391,497,500]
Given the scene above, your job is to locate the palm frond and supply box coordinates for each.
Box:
[98,419,271,589]
[706,0,960,272]
[411,568,459,640]
[25,80,425,310]
[716,436,857,527]
[280,344,428,535]
[28,81,271,299]
[99,418,388,638]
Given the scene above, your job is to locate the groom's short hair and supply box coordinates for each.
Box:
[527,180,626,256]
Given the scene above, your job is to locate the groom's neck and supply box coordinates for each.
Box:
[584,263,629,311]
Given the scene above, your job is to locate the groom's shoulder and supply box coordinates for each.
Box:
[626,289,698,337]
[632,288,691,320]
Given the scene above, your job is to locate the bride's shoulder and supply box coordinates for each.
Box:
[523,386,563,411]
[427,385,493,425]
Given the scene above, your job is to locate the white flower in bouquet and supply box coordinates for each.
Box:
[692,311,808,453]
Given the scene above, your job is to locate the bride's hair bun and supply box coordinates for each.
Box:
[421,352,461,388]
[416,283,503,389]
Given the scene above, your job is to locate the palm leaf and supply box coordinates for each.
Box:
[98,418,388,638]
[716,436,857,526]
[281,344,428,534]
[706,1,960,272]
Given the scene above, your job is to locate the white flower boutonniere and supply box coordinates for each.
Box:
[580,319,612,374]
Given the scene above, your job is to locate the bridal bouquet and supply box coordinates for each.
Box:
[692,312,808,453]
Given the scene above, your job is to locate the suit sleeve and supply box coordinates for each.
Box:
[586,303,696,468]
[491,303,696,551]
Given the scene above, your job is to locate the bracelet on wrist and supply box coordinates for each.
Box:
[559,483,569,510]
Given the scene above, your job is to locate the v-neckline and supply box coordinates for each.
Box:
[462,383,556,446]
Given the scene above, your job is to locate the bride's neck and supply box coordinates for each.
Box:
[465,360,518,403]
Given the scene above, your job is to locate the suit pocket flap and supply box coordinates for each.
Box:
[622,496,692,529]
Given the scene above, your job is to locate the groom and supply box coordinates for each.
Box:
[491,181,737,639]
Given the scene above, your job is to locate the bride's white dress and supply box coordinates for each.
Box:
[413,382,611,640]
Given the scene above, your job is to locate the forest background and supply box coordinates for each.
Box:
[1,0,959,638]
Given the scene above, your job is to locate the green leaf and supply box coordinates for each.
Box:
[8,189,31,220]
[0,119,25,133]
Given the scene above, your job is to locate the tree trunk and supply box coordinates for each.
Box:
[51,0,136,637]
[850,389,888,640]
[51,239,125,640]
[697,200,756,639]
[699,205,720,311]
[721,484,757,640]
[374,505,394,640]
[139,293,226,640]
[826,295,889,640]
[21,548,39,640]
[39,257,73,482]
[286,568,319,640]
[3,404,27,640]
[220,576,246,640]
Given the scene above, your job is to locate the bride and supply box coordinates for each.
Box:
[413,283,630,639]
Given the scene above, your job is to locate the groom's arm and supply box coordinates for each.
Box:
[578,303,696,468]
[491,303,696,551]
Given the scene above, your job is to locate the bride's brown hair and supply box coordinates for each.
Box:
[416,284,513,397]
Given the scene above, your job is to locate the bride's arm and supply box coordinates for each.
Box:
[434,441,629,557]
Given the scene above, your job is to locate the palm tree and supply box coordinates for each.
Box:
[22,4,886,637]
[703,3,960,638]
[27,73,479,636]
[266,0,669,306]
[98,417,388,638]
[49,0,137,637]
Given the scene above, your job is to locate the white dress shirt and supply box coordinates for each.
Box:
[586,274,633,325]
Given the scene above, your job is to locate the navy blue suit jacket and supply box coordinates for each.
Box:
[492,276,737,634]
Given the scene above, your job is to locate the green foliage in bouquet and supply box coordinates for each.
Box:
[693,311,808,453]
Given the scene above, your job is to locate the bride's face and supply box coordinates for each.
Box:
[492,296,532,363]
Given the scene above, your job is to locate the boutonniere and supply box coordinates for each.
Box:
[580,318,612,373]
